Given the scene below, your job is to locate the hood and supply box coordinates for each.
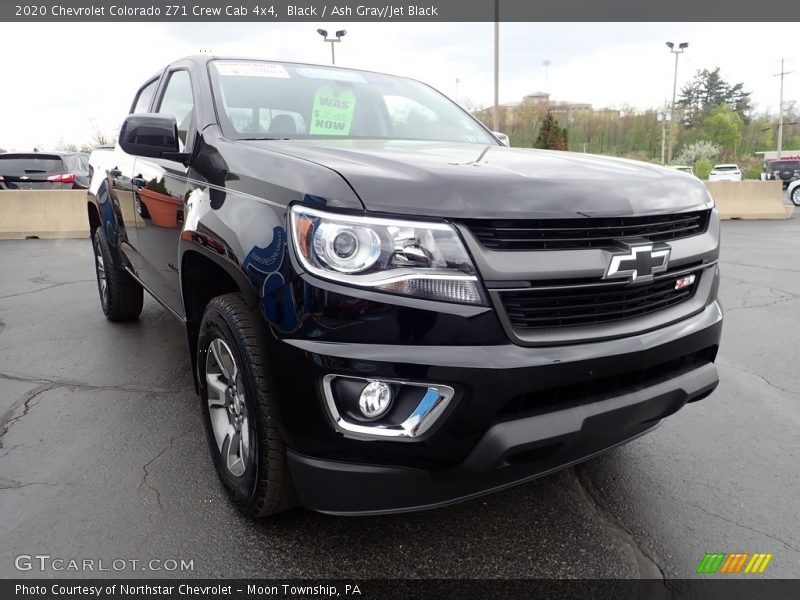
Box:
[238,139,713,219]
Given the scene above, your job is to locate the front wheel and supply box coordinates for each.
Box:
[198,294,295,518]
[791,186,800,207]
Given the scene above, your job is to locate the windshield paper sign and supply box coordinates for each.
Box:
[310,86,356,135]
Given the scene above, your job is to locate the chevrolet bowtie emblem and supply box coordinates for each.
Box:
[605,244,671,284]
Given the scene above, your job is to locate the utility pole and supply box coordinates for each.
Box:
[542,59,551,84]
[775,58,793,159]
[493,0,499,131]
[666,42,688,164]
[658,102,670,165]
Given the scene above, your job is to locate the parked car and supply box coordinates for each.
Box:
[0,151,90,190]
[671,165,695,176]
[87,56,722,518]
[764,159,800,190]
[788,179,800,206]
[708,164,742,182]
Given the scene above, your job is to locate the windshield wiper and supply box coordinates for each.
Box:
[238,137,293,141]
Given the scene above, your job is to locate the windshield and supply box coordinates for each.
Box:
[209,60,494,144]
[0,154,66,174]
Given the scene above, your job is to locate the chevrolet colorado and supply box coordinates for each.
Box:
[87,55,722,517]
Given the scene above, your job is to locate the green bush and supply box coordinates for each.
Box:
[744,165,762,180]
[694,158,713,180]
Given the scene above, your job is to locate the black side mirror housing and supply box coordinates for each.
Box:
[119,114,180,159]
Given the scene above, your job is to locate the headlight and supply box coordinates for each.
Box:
[289,205,485,305]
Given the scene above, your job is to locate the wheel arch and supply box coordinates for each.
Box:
[180,243,262,392]
[87,200,101,237]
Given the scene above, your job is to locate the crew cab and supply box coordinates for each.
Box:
[87,56,722,517]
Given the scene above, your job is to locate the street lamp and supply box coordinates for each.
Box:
[657,103,671,165]
[666,41,688,164]
[317,29,347,65]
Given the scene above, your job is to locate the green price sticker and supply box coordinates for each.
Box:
[310,86,356,136]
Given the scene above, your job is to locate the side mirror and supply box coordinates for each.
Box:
[119,113,179,159]
[492,131,510,146]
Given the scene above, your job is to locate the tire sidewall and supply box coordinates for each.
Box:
[792,186,800,207]
[197,304,261,508]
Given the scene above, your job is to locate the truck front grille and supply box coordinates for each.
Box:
[466,210,710,250]
[500,269,701,330]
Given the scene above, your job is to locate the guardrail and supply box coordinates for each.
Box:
[704,181,793,220]
[0,183,793,241]
[0,190,89,239]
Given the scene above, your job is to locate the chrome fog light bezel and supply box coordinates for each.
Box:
[322,375,455,440]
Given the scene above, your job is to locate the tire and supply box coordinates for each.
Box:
[791,186,800,207]
[197,293,295,518]
[92,228,143,321]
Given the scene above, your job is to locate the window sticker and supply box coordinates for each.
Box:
[216,62,290,78]
[295,67,366,83]
[310,86,357,135]
[362,73,396,86]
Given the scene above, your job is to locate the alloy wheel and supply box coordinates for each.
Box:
[93,236,108,311]
[205,338,251,477]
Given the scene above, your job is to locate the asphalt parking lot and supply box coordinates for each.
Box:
[1,214,798,581]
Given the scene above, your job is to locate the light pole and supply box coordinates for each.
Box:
[666,41,688,164]
[493,6,499,132]
[657,103,670,165]
[317,29,346,65]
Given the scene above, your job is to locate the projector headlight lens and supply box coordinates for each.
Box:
[290,205,485,305]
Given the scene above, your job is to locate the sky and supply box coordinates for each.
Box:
[0,21,797,151]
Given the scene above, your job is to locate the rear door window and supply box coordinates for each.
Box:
[61,154,78,170]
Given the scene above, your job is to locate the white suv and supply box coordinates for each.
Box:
[708,164,743,182]
[788,179,800,206]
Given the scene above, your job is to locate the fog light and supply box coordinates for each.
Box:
[359,381,393,419]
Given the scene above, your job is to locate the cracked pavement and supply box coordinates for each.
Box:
[0,215,798,580]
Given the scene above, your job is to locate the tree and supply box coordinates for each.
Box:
[677,68,751,128]
[55,138,79,152]
[534,112,569,150]
[702,105,743,158]
[676,140,720,165]
[694,158,713,180]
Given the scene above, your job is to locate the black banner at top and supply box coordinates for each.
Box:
[3,0,800,22]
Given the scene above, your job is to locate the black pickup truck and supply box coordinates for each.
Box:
[87,55,722,517]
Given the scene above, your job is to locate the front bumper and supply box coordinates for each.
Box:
[289,361,717,515]
[273,300,722,515]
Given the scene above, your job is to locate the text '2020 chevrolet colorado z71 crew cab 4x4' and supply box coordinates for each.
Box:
[87,56,722,517]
